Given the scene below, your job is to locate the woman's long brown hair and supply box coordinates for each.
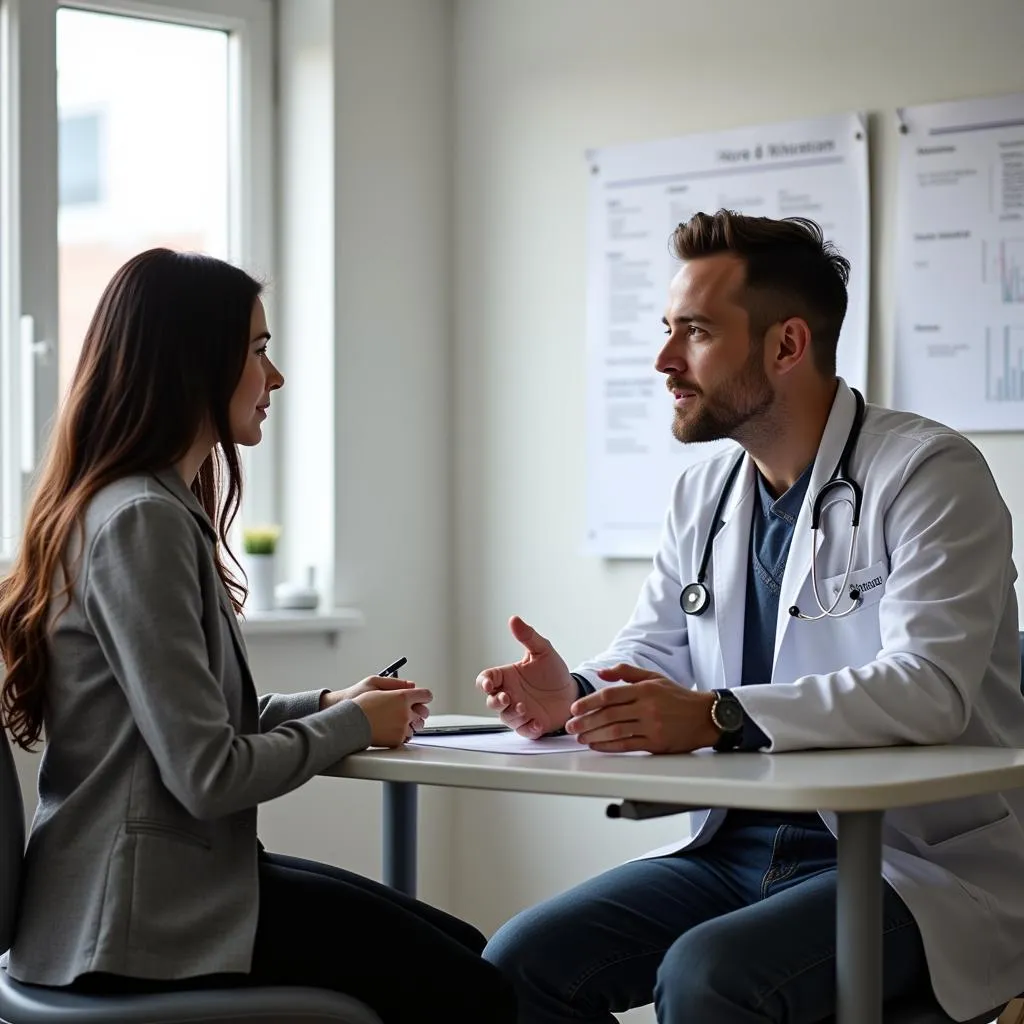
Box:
[0,249,262,750]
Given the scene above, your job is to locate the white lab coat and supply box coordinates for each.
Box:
[574,380,1024,1022]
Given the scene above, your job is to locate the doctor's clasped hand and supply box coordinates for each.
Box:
[566,663,719,753]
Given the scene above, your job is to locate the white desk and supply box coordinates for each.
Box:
[323,744,1024,1024]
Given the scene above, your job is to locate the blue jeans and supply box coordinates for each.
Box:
[484,817,928,1023]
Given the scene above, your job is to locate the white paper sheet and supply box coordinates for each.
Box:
[585,112,870,557]
[408,731,588,755]
[893,93,1024,431]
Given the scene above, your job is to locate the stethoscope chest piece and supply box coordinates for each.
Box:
[680,582,711,616]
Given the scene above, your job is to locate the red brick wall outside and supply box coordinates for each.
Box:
[58,232,205,393]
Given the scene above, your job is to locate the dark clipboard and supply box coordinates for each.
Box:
[416,722,510,736]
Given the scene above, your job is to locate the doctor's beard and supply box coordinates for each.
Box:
[669,345,774,445]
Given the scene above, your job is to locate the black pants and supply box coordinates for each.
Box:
[71,851,517,1024]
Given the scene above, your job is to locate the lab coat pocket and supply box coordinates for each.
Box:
[819,559,888,616]
[905,807,1024,900]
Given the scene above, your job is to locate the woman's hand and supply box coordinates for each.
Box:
[319,675,432,741]
[352,686,434,747]
[323,675,409,705]
[321,676,431,728]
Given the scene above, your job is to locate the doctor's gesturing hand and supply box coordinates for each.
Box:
[566,664,721,754]
[475,616,577,738]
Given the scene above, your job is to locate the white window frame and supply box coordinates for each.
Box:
[0,0,277,562]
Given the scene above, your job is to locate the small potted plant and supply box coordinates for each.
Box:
[241,524,281,612]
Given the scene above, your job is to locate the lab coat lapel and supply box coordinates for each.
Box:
[773,381,859,674]
[712,455,757,687]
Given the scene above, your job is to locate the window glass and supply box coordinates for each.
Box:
[57,8,229,393]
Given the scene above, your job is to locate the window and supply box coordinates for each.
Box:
[55,8,232,394]
[58,111,103,206]
[0,0,275,559]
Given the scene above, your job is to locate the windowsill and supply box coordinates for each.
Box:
[0,556,360,644]
[240,607,364,644]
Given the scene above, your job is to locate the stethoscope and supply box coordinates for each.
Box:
[679,389,866,622]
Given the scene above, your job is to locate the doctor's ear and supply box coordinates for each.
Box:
[769,317,813,373]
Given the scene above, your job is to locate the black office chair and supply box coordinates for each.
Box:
[0,727,383,1024]
[608,632,1024,1024]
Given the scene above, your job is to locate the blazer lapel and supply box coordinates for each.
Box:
[151,468,255,690]
[217,585,251,670]
[216,586,258,732]
[773,381,859,674]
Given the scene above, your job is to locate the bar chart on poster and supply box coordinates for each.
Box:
[584,112,870,558]
[894,92,1024,431]
[987,326,1024,403]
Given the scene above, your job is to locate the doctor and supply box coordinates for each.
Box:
[477,210,1024,1024]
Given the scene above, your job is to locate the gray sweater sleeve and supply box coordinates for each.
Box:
[83,497,371,820]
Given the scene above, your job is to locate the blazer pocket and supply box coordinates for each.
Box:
[124,818,212,851]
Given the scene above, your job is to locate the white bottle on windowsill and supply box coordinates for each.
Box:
[274,566,320,612]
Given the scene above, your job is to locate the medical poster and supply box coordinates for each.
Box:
[893,92,1024,432]
[584,112,870,558]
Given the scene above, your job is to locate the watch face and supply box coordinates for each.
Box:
[715,695,744,732]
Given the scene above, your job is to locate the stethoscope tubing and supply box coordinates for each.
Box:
[680,389,866,622]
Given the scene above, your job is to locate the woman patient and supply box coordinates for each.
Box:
[0,249,515,1024]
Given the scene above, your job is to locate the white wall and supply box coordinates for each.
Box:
[263,0,457,908]
[451,1,1024,1017]
[327,0,456,906]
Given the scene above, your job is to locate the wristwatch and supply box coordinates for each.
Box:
[710,689,745,752]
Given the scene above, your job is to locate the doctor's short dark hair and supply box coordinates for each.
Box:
[671,210,850,378]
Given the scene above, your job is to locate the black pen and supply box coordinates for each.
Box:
[377,656,407,678]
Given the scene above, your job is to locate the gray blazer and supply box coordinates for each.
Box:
[8,469,371,986]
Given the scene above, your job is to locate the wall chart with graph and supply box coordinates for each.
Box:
[894,92,1024,432]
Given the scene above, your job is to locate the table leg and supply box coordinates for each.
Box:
[835,810,883,1024]
[383,780,418,897]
